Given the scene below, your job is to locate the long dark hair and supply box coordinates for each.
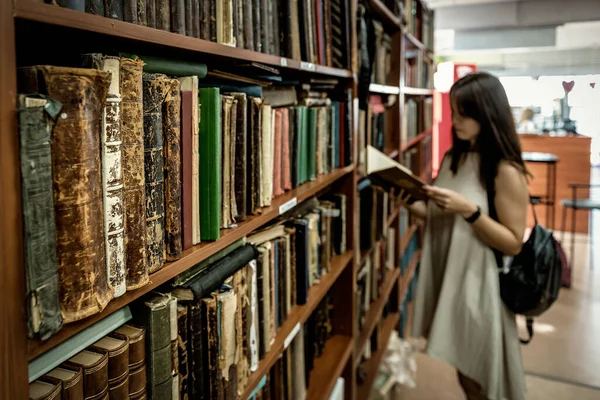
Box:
[449,72,527,193]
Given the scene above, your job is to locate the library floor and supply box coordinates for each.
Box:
[395,229,600,400]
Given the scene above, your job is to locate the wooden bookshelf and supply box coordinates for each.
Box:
[27,165,354,361]
[354,266,401,365]
[306,335,354,400]
[369,0,403,31]
[356,312,400,400]
[241,250,354,399]
[14,1,353,79]
[401,129,432,152]
[400,224,419,257]
[400,250,421,304]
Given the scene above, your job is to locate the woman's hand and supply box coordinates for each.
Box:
[424,185,477,218]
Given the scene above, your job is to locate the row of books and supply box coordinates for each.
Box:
[404,55,433,89]
[19,57,351,341]
[29,195,346,399]
[402,97,433,146]
[372,21,392,86]
[53,0,352,69]
[405,0,433,51]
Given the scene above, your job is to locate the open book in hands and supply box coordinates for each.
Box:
[365,145,428,201]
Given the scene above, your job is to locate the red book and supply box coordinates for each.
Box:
[273,109,284,197]
[180,90,193,250]
[281,108,292,191]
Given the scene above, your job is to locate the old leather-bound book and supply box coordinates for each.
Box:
[91,334,130,388]
[19,66,113,322]
[216,0,235,46]
[307,107,318,181]
[221,95,234,229]
[233,267,249,396]
[256,243,271,356]
[175,304,189,399]
[241,0,254,50]
[136,0,146,25]
[272,109,284,198]
[29,378,62,400]
[155,0,170,30]
[201,296,219,399]
[65,349,109,400]
[113,324,146,369]
[120,57,149,290]
[216,288,237,399]
[280,108,292,191]
[247,260,259,372]
[191,0,200,38]
[168,296,179,398]
[229,98,239,223]
[260,104,273,207]
[259,0,269,54]
[283,0,301,60]
[232,0,240,48]
[294,218,309,304]
[123,0,137,23]
[315,106,325,176]
[108,375,128,399]
[247,97,262,214]
[178,77,200,245]
[44,365,83,399]
[187,298,206,400]
[209,0,217,42]
[18,95,63,340]
[184,0,193,37]
[252,0,261,52]
[198,88,221,241]
[199,0,209,39]
[170,0,185,34]
[180,90,193,251]
[162,79,182,261]
[128,364,146,398]
[142,73,168,273]
[228,92,247,221]
[146,0,156,28]
[82,55,127,299]
[86,0,104,16]
[132,294,173,399]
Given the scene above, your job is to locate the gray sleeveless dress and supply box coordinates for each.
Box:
[411,153,526,400]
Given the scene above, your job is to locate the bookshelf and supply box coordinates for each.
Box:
[0,0,434,399]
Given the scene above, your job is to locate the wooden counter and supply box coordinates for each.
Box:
[519,134,591,234]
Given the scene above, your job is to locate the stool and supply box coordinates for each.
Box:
[560,184,600,268]
[522,152,558,229]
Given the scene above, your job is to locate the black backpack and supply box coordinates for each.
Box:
[488,191,563,344]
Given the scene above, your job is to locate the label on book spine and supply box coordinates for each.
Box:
[283,322,301,349]
[279,197,297,215]
[300,62,316,71]
[280,58,288,67]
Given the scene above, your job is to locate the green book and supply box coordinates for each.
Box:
[307,107,318,181]
[295,106,308,185]
[199,88,221,241]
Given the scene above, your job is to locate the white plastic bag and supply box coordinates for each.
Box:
[382,331,418,389]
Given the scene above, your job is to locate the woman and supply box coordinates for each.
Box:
[516,108,536,133]
[402,73,529,400]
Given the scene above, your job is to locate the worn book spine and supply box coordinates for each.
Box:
[289,0,302,60]
[129,364,147,397]
[176,305,189,399]
[146,0,156,28]
[229,98,239,222]
[123,0,137,23]
[105,0,124,19]
[155,0,170,30]
[199,0,209,39]
[98,56,127,298]
[272,0,280,56]
[18,96,63,340]
[20,66,113,322]
[221,95,233,229]
[260,104,273,207]
[163,79,182,261]
[65,350,109,399]
[185,0,193,37]
[191,0,200,38]
[248,260,259,371]
[170,0,185,34]
[180,90,193,251]
[217,289,238,399]
[242,0,254,50]
[120,57,149,290]
[209,0,217,42]
[280,108,291,191]
[233,267,249,396]
[272,109,283,197]
[232,0,241,48]
[203,296,219,399]
[231,93,247,221]
[252,0,262,52]
[86,0,105,16]
[143,73,167,273]
[57,0,85,12]
[136,0,146,25]
[248,97,262,214]
[188,300,206,400]
[260,0,269,54]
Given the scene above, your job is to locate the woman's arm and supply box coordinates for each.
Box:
[470,163,529,256]
[424,162,529,256]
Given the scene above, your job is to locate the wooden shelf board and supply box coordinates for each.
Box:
[355,267,401,364]
[399,223,419,257]
[241,250,354,399]
[28,166,354,361]
[402,87,434,96]
[306,335,354,400]
[357,312,400,400]
[14,1,352,79]
[387,205,400,227]
[401,129,432,152]
[369,83,400,95]
[404,31,432,55]
[369,0,403,30]
[400,250,421,305]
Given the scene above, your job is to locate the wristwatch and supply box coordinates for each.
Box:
[464,206,482,224]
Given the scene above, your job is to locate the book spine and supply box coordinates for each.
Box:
[180,90,193,251]
[221,95,234,228]
[86,0,105,16]
[155,0,170,30]
[136,0,147,25]
[163,79,183,261]
[242,0,254,51]
[19,96,63,340]
[191,0,200,38]
[185,0,194,37]
[143,73,167,273]
[120,57,149,290]
[100,56,127,298]
[209,0,217,42]
[106,0,124,19]
[170,0,185,34]
[123,0,137,23]
[252,0,261,52]
[233,93,247,221]
[25,66,113,323]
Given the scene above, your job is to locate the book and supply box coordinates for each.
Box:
[18,95,63,340]
[198,87,222,241]
[120,57,149,291]
[44,365,83,399]
[19,66,113,323]
[229,92,248,221]
[91,334,130,388]
[29,378,62,400]
[366,145,427,201]
[180,90,193,251]
[65,349,109,399]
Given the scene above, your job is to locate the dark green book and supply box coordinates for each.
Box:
[198,88,221,241]
[307,107,317,181]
